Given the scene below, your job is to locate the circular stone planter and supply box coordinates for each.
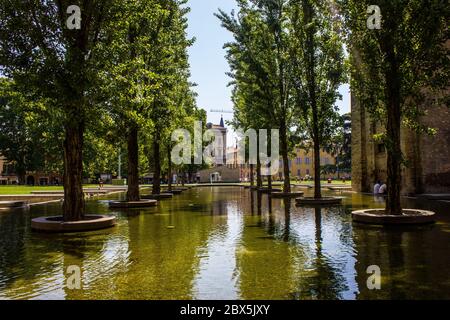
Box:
[352,209,436,225]
[142,193,174,200]
[166,189,183,195]
[258,188,282,194]
[270,191,305,198]
[109,199,157,208]
[0,201,29,209]
[31,215,116,233]
[295,197,343,205]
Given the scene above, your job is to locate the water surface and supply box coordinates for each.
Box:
[0,187,449,299]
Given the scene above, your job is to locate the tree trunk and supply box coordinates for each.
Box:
[17,170,26,186]
[385,55,402,215]
[250,164,254,186]
[256,159,262,189]
[250,190,255,215]
[280,121,291,193]
[314,207,322,254]
[256,160,262,188]
[257,190,262,215]
[16,157,26,185]
[167,144,172,192]
[268,170,272,191]
[267,130,272,190]
[283,198,291,242]
[63,122,85,221]
[152,132,161,195]
[313,138,322,199]
[126,125,140,202]
[256,134,263,188]
[304,0,320,198]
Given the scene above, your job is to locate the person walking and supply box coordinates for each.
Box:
[374,181,381,194]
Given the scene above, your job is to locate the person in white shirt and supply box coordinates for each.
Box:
[379,183,387,194]
[374,181,381,194]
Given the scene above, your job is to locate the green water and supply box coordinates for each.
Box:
[0,187,449,300]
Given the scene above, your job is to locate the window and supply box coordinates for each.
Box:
[377,143,385,154]
[305,157,310,165]
[297,169,301,176]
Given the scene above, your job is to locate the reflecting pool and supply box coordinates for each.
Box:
[0,187,449,299]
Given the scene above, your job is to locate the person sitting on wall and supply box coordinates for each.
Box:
[378,183,387,195]
[374,181,381,194]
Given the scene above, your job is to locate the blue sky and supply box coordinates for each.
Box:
[186,0,350,146]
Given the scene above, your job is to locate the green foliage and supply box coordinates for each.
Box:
[218,0,296,131]
[290,0,347,148]
[218,0,347,194]
[339,0,449,213]
[339,0,449,139]
[0,78,63,182]
[0,0,119,125]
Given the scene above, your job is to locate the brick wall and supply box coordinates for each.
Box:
[352,94,450,195]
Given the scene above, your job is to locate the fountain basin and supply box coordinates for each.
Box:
[142,193,174,200]
[270,192,305,198]
[31,215,116,233]
[296,197,343,205]
[0,201,29,209]
[258,188,282,194]
[352,209,436,225]
[166,189,183,195]
[109,200,157,208]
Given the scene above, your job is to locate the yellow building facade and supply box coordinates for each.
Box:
[283,148,335,180]
[227,147,336,182]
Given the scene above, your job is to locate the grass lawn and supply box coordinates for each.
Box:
[293,180,352,185]
[0,184,113,195]
[0,181,351,195]
[241,180,351,186]
[0,185,63,195]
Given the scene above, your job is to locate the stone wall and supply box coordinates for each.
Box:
[418,104,450,193]
[352,94,450,195]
